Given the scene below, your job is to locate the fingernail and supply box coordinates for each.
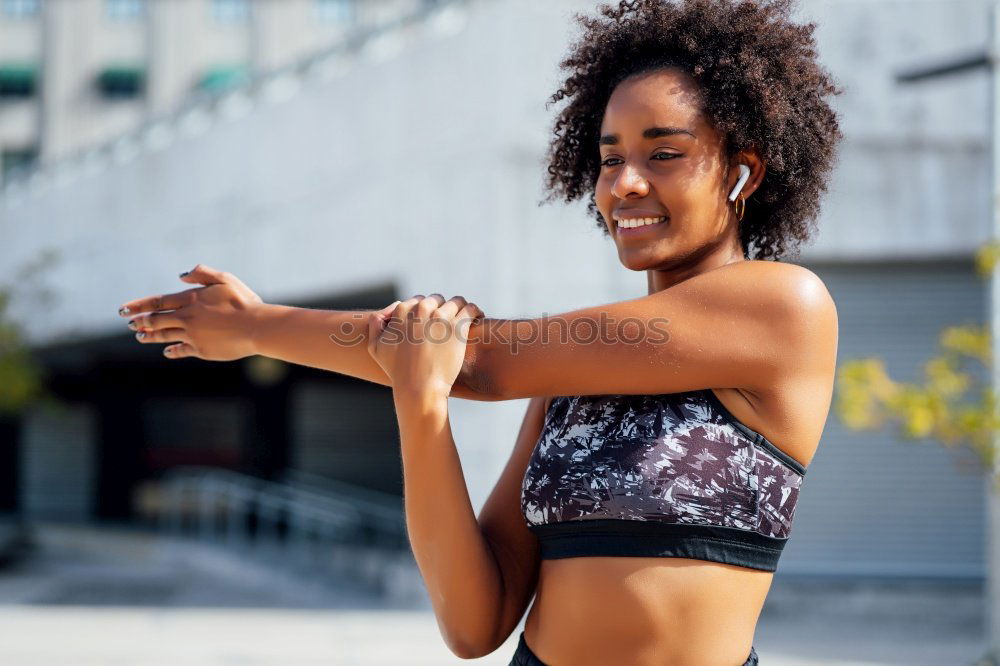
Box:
[127,320,138,331]
[119,306,130,316]
[179,271,189,278]
[135,331,145,340]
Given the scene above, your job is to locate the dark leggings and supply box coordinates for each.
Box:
[508,631,760,665]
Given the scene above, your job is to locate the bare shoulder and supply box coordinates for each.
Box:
[717,261,838,467]
[723,260,836,315]
[720,260,838,355]
[727,259,838,371]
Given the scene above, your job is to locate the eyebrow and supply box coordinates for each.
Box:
[599,126,697,146]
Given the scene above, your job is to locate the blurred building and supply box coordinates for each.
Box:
[0,0,992,583]
[0,0,421,184]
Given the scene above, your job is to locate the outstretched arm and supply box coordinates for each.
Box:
[250,300,495,400]
[118,264,497,400]
[471,261,837,401]
[119,261,834,403]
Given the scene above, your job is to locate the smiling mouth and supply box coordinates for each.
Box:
[614,216,668,233]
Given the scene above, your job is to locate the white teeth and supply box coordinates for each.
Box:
[616,216,665,228]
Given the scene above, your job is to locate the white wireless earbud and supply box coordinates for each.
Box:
[727,164,751,202]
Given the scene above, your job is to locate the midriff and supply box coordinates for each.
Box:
[522,555,772,666]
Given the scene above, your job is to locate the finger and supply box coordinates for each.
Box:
[119,290,195,318]
[126,312,185,332]
[392,296,422,321]
[416,293,446,318]
[163,343,197,359]
[377,300,401,318]
[456,303,481,339]
[467,302,485,323]
[367,310,386,358]
[177,263,232,286]
[430,295,468,320]
[135,327,190,345]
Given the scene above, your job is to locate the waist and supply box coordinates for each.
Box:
[525,555,770,665]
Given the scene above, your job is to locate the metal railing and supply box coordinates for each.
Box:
[151,466,412,591]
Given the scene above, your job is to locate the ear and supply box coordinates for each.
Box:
[728,148,766,200]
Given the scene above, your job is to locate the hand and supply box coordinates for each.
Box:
[117,263,265,361]
[367,294,484,398]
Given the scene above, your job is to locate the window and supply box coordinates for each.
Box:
[212,0,249,23]
[106,0,145,21]
[316,0,356,24]
[197,65,250,93]
[1,0,39,19]
[96,65,146,99]
[2,147,38,181]
[0,64,37,98]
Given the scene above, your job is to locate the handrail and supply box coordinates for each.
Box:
[156,465,408,550]
[281,467,404,508]
[146,465,421,600]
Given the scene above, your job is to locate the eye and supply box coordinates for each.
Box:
[653,152,681,160]
[600,157,622,167]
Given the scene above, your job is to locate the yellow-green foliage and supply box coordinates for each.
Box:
[836,240,1000,489]
[0,250,57,416]
[0,288,44,415]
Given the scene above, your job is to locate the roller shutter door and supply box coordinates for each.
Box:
[20,402,97,521]
[780,259,986,578]
[289,379,402,497]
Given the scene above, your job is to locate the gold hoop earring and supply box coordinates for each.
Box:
[734,194,746,222]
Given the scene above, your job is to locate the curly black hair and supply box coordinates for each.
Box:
[543,0,844,261]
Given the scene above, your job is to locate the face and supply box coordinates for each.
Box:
[596,67,761,272]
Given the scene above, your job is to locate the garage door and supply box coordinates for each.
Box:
[780,259,986,578]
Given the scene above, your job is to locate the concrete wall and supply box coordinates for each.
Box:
[803,0,991,259]
[0,0,419,169]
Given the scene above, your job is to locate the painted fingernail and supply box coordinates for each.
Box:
[119,306,130,316]
[179,271,189,278]
[135,331,145,340]
[127,320,138,331]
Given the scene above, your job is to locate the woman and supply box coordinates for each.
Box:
[118,0,842,663]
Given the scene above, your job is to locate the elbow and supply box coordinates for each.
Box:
[458,346,505,401]
[450,642,490,660]
[444,629,500,660]
[439,606,504,660]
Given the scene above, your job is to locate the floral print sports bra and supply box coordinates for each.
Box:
[520,389,808,572]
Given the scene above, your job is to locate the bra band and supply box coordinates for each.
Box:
[529,519,786,571]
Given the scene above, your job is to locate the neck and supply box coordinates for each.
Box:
[646,247,746,295]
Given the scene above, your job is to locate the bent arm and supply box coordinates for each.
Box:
[249,303,499,400]
[394,390,507,659]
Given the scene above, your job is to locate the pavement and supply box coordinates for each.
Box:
[0,523,987,665]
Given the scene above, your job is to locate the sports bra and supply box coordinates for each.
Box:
[520,389,807,572]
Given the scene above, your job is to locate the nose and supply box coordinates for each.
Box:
[611,161,649,199]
